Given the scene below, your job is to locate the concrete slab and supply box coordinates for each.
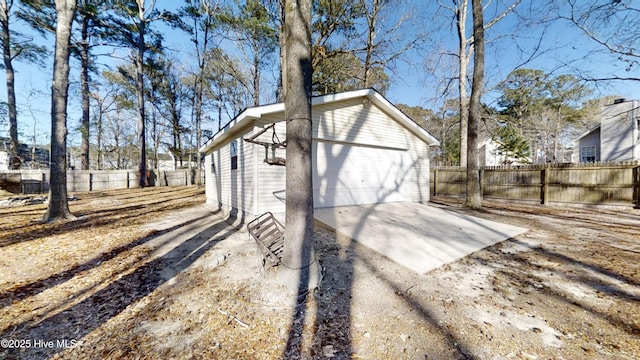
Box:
[314,202,528,274]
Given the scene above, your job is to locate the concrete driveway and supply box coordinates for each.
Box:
[314,202,528,274]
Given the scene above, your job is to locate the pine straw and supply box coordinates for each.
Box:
[0,186,206,357]
[1,189,639,359]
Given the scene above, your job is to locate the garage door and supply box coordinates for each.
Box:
[313,141,412,208]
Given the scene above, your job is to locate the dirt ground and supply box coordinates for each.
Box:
[0,187,639,359]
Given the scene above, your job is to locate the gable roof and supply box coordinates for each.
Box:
[571,124,601,145]
[199,88,440,154]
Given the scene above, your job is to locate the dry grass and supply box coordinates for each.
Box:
[1,188,639,359]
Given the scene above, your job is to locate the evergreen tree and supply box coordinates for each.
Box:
[494,123,530,165]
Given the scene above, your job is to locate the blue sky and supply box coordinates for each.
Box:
[2,0,639,147]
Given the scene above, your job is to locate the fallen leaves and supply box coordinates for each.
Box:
[1,191,639,359]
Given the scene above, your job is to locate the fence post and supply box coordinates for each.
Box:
[634,166,639,209]
[433,169,438,196]
[479,168,485,198]
[126,171,130,189]
[41,172,45,194]
[89,172,93,192]
[541,167,549,205]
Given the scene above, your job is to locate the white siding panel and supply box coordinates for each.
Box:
[601,101,638,161]
[256,159,286,213]
[238,139,254,214]
[214,96,433,213]
[204,151,221,208]
[313,141,412,207]
[408,138,430,202]
[249,122,287,213]
[313,99,411,150]
[207,134,255,216]
[219,143,231,210]
[578,129,601,162]
[313,98,431,204]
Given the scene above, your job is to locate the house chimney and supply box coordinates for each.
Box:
[613,98,625,104]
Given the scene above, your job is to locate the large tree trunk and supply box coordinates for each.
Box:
[281,0,314,290]
[80,14,90,170]
[1,1,20,169]
[465,0,483,209]
[43,0,76,221]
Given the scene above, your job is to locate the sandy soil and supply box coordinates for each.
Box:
[0,188,638,359]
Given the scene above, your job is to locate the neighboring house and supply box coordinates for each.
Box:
[478,139,532,166]
[0,151,9,170]
[478,139,499,166]
[0,137,50,169]
[573,99,640,163]
[199,88,440,218]
[156,153,178,170]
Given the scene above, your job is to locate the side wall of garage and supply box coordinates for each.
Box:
[204,129,255,217]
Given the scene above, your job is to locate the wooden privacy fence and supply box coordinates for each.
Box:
[431,161,640,208]
[0,169,204,195]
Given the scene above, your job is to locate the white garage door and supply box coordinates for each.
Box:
[313,141,412,208]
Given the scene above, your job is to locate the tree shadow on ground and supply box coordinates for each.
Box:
[0,212,216,309]
[471,239,640,336]
[0,213,241,360]
[0,193,201,248]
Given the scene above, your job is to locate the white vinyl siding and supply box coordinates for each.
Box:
[313,141,412,207]
[600,100,639,161]
[204,152,220,209]
[203,93,434,215]
[407,138,430,202]
[313,99,430,203]
[204,134,255,216]
[253,122,287,214]
[313,98,412,149]
[577,128,601,163]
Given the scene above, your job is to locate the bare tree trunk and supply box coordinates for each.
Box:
[136,1,147,187]
[192,3,212,187]
[455,0,470,168]
[253,43,260,106]
[43,0,76,222]
[152,93,159,170]
[91,92,106,170]
[281,0,314,290]
[458,63,469,167]
[552,106,561,162]
[80,14,91,170]
[1,0,20,169]
[97,108,103,169]
[277,0,285,101]
[445,0,520,167]
[465,0,483,209]
[362,0,379,88]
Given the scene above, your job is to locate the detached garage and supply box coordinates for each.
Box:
[199,88,439,218]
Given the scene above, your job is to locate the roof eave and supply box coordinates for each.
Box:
[200,102,288,154]
[200,88,441,153]
[570,124,601,146]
